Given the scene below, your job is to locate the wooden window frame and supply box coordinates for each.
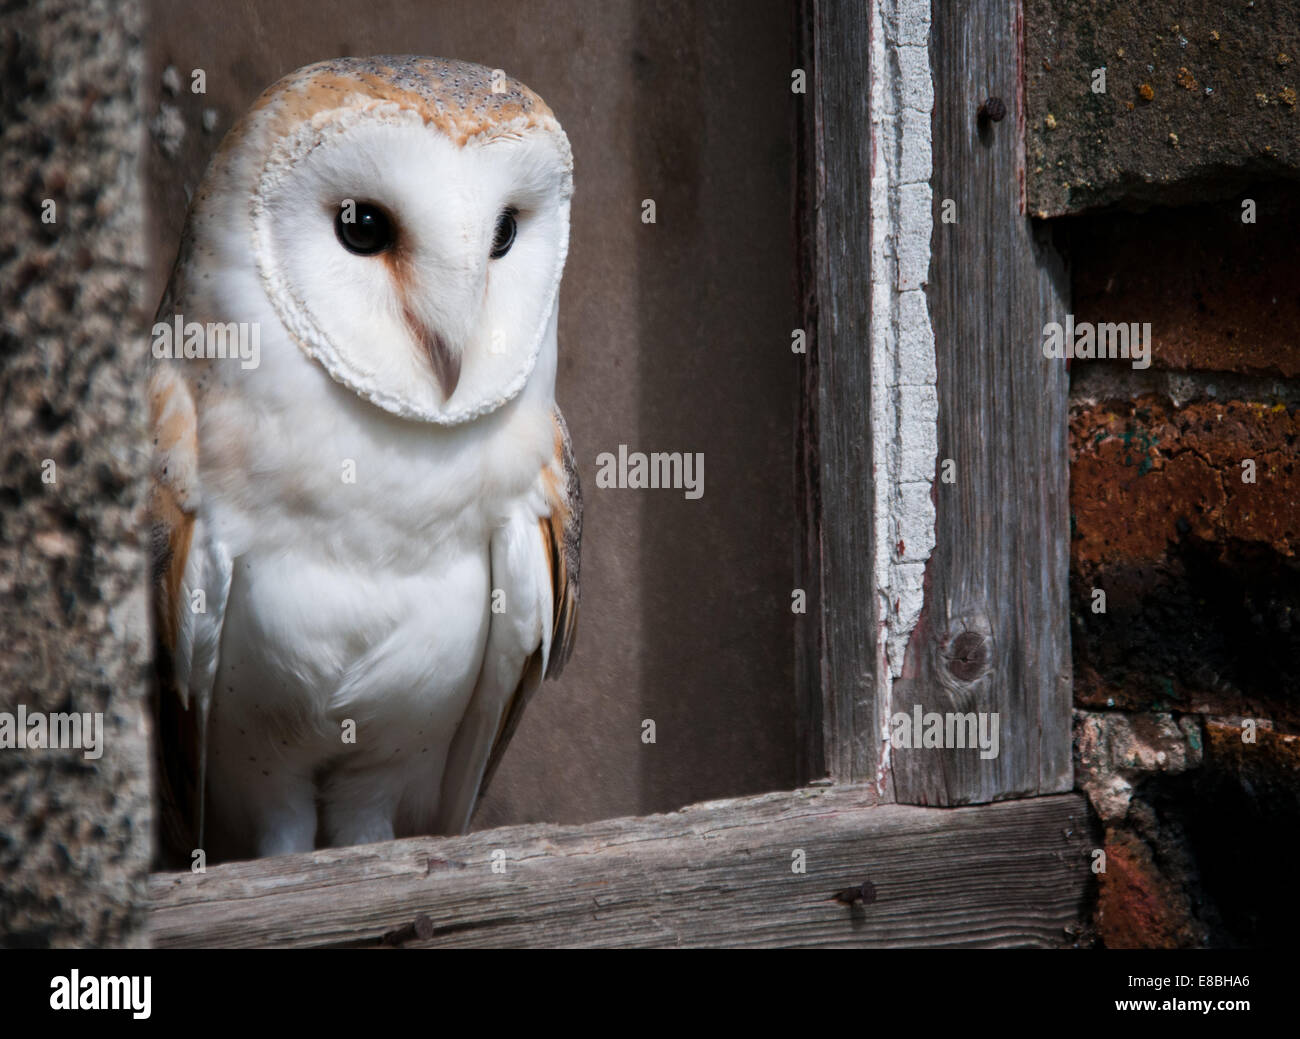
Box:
[149,0,1090,947]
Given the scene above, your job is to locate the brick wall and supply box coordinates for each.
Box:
[1066,188,1299,947]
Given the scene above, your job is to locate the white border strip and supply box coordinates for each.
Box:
[870,0,937,784]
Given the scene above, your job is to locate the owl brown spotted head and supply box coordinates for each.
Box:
[243,55,561,148]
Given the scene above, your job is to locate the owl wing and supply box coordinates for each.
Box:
[436,406,582,834]
[147,363,232,864]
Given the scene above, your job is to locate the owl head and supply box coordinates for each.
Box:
[183,56,573,425]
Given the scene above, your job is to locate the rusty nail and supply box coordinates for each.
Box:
[832,880,878,906]
[977,96,1007,124]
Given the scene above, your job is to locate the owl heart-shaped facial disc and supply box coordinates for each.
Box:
[248,59,573,426]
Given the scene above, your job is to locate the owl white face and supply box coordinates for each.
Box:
[242,63,572,425]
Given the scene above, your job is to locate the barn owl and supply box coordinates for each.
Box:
[148,57,581,864]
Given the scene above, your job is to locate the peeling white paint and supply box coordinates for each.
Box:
[870,0,936,787]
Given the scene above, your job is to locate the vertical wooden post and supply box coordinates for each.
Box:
[793,0,826,784]
[797,0,880,784]
[890,0,1072,804]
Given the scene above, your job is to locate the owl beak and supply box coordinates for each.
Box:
[427,328,462,401]
[403,305,461,400]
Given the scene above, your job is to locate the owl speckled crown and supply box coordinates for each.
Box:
[241,56,565,147]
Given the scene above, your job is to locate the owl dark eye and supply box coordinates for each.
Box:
[490,208,517,259]
[335,202,394,256]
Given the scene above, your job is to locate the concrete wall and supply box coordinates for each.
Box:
[0,0,153,948]
[1026,0,1300,216]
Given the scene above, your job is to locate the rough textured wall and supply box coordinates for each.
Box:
[0,0,152,947]
[1026,0,1300,217]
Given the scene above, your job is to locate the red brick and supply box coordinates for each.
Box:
[1071,395,1299,567]
[1096,827,1198,949]
[1205,720,1300,790]
[1070,396,1300,724]
[1069,190,1300,376]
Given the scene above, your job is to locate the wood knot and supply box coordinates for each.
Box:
[947,631,988,681]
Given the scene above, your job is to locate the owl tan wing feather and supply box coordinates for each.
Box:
[148,362,231,865]
[435,406,581,833]
[148,364,201,864]
[541,406,582,680]
[483,405,582,780]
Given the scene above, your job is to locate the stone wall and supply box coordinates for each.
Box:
[0,0,152,947]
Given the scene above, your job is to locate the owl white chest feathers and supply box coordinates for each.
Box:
[149,57,580,863]
[197,332,554,858]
